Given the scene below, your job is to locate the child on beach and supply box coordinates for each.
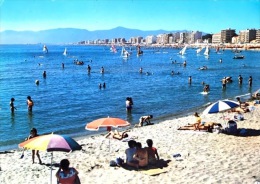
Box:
[145,139,159,165]
[56,159,80,184]
[28,128,42,164]
[138,115,153,126]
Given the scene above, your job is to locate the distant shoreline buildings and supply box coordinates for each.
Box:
[78,28,260,47]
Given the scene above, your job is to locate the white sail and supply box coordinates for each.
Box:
[43,45,48,53]
[63,48,67,56]
[204,46,210,56]
[179,45,187,55]
[196,46,205,54]
[121,46,130,58]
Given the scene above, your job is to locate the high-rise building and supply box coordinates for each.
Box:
[256,29,260,43]
[212,33,221,44]
[239,29,257,43]
[221,28,236,43]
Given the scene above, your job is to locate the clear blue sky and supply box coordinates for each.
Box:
[0,0,259,33]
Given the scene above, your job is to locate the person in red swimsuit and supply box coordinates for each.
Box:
[145,139,159,165]
[56,159,80,184]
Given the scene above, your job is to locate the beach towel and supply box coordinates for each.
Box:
[141,168,167,176]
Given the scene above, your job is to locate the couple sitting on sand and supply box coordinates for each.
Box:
[125,139,159,169]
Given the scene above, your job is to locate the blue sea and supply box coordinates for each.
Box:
[0,44,259,151]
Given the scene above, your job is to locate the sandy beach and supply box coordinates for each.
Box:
[1,103,260,184]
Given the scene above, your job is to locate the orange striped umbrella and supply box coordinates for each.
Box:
[85,117,130,131]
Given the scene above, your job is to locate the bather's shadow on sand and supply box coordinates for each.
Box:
[121,159,171,171]
[224,128,260,137]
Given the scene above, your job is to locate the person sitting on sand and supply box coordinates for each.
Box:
[137,115,153,127]
[56,159,79,184]
[105,129,129,140]
[145,139,159,165]
[236,97,250,110]
[193,112,202,130]
[134,142,148,168]
[125,140,138,168]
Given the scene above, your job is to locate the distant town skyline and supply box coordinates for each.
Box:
[0,0,259,33]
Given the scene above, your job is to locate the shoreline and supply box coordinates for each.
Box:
[1,101,259,184]
[0,93,252,152]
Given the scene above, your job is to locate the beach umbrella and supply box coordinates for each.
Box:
[85,117,130,131]
[203,99,239,114]
[85,117,130,151]
[19,133,82,184]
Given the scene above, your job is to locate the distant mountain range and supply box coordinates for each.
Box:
[0,26,192,44]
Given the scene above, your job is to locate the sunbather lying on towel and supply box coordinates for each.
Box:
[105,130,129,140]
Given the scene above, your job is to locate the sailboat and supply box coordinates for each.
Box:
[63,48,67,56]
[43,45,48,53]
[110,45,117,53]
[196,47,205,54]
[204,45,210,56]
[121,46,130,58]
[179,45,187,55]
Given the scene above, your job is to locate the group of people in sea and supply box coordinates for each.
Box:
[221,75,253,89]
[9,96,34,113]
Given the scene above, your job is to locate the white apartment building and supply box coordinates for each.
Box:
[145,35,157,44]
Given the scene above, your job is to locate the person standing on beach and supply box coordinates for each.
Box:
[56,159,79,184]
[238,75,243,85]
[28,128,42,164]
[27,96,34,112]
[248,76,253,87]
[10,98,16,113]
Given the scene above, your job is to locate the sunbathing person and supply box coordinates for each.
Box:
[145,139,159,165]
[105,130,129,140]
[133,142,148,168]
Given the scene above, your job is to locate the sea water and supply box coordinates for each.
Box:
[0,44,259,151]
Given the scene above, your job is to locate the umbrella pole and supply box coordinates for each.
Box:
[50,152,53,184]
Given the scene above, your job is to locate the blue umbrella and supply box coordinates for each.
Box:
[203,100,239,114]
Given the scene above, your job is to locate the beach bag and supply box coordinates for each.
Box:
[109,160,117,167]
[227,120,237,135]
[116,157,124,166]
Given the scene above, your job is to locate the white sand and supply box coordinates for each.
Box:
[1,104,260,184]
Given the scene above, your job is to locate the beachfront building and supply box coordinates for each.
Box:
[156,34,164,44]
[129,36,143,44]
[179,32,186,44]
[232,36,239,44]
[212,33,221,44]
[146,35,157,45]
[239,29,257,43]
[221,28,236,43]
[189,31,202,44]
[256,29,260,43]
